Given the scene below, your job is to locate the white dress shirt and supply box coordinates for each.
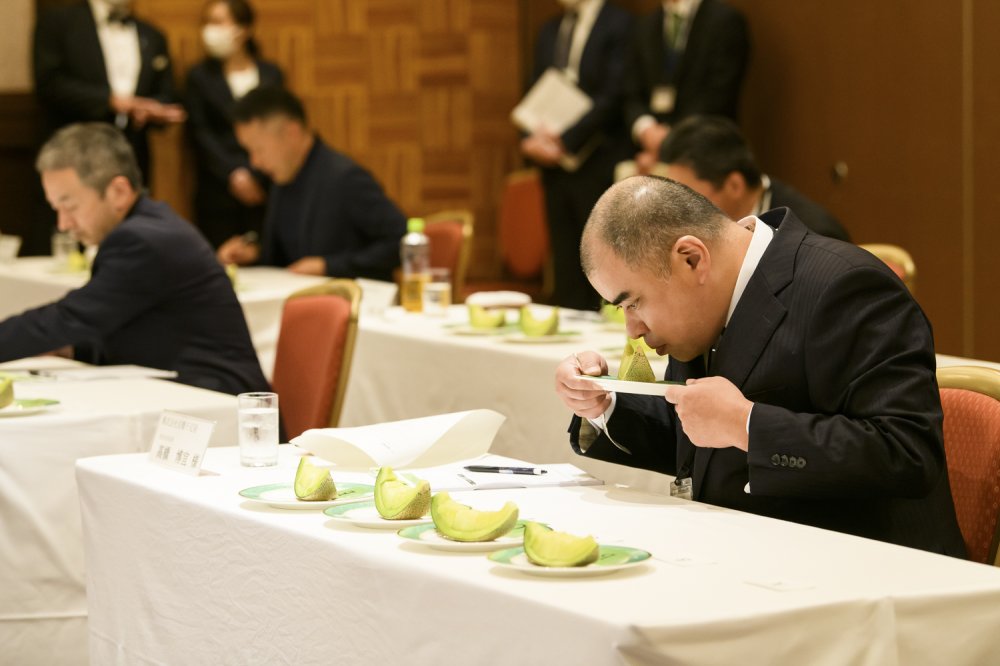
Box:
[560,0,604,84]
[226,66,261,100]
[89,0,141,99]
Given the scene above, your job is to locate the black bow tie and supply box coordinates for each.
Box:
[107,9,134,25]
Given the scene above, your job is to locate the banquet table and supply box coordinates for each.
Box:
[0,258,327,378]
[76,446,1000,666]
[0,358,240,666]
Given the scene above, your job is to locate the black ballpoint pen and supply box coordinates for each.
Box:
[464,465,547,475]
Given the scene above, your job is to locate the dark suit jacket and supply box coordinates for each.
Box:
[531,3,633,168]
[570,209,966,556]
[263,138,406,281]
[184,58,284,245]
[33,2,177,175]
[768,178,850,242]
[0,198,269,396]
[623,0,749,133]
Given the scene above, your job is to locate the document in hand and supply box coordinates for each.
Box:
[291,409,506,469]
[511,68,593,139]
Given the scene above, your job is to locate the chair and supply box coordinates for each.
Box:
[937,365,1000,565]
[271,280,361,439]
[859,243,917,293]
[461,169,552,301]
[424,209,474,297]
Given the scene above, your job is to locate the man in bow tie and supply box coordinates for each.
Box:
[554,175,966,558]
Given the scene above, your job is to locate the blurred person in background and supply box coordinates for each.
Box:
[661,115,850,241]
[520,0,633,311]
[185,0,285,249]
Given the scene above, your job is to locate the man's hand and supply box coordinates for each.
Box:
[663,377,753,451]
[217,235,259,266]
[229,168,266,206]
[287,256,326,275]
[520,130,564,167]
[638,122,669,153]
[555,351,612,419]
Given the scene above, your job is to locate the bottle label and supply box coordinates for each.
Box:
[401,274,427,312]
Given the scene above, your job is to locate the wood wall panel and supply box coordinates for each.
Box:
[135,0,524,279]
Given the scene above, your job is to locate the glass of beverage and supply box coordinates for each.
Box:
[422,267,452,316]
[0,234,22,264]
[238,392,279,467]
[51,231,76,270]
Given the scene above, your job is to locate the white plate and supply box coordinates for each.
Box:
[324,501,431,529]
[238,482,374,510]
[0,398,60,417]
[501,332,581,344]
[446,324,516,337]
[578,375,680,396]
[464,291,531,308]
[488,545,651,577]
[397,521,533,552]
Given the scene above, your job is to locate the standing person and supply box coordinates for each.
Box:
[185,0,284,249]
[33,0,186,181]
[554,176,965,557]
[520,0,633,311]
[623,0,749,176]
[217,86,406,281]
[0,123,269,396]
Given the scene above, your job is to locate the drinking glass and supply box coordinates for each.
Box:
[238,392,279,467]
[422,267,452,316]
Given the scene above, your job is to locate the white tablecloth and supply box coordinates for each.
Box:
[0,258,327,378]
[76,446,1000,665]
[0,358,239,666]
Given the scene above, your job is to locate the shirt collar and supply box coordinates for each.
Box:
[663,0,700,19]
[725,216,774,326]
[573,0,604,20]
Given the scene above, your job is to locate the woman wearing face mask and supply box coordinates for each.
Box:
[184,0,284,249]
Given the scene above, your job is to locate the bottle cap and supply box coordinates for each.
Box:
[407,217,425,233]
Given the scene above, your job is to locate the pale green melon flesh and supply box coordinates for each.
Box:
[431,491,519,542]
[519,306,559,336]
[468,305,506,328]
[0,378,12,410]
[523,521,599,567]
[294,457,338,501]
[617,338,655,382]
[374,467,431,519]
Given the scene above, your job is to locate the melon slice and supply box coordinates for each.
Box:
[468,304,506,329]
[293,457,338,501]
[523,521,599,567]
[431,491,519,542]
[0,378,12,409]
[519,305,559,336]
[617,338,655,382]
[374,466,431,520]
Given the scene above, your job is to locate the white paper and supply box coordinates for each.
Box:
[35,364,179,381]
[511,68,593,137]
[292,409,506,469]
[148,411,215,476]
[404,454,604,491]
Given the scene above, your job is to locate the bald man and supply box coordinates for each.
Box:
[554,176,966,557]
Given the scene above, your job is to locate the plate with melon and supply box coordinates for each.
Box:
[324,467,433,528]
[238,457,374,510]
[488,522,651,577]
[397,491,536,552]
[0,378,59,417]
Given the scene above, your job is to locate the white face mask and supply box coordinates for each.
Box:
[202,24,241,59]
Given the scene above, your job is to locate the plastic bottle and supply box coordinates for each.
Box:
[400,217,430,312]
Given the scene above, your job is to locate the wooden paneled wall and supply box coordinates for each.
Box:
[137,0,524,280]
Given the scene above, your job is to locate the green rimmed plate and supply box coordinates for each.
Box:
[324,500,431,529]
[238,482,374,510]
[488,545,652,577]
[501,331,581,344]
[397,520,536,552]
[0,398,60,417]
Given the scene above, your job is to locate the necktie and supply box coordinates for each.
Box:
[666,11,683,50]
[553,11,578,70]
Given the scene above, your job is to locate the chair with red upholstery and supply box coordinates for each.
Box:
[859,243,917,294]
[937,365,1000,565]
[271,280,361,439]
[461,169,552,301]
[424,209,474,298]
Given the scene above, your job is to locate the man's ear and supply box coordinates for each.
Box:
[672,235,710,277]
[723,171,748,198]
[103,175,135,214]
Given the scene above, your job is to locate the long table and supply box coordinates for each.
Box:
[76,446,1000,665]
[0,258,327,378]
[0,358,239,666]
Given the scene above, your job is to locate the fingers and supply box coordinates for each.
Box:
[555,353,611,416]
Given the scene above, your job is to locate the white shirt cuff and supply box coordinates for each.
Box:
[587,391,618,432]
[632,115,657,144]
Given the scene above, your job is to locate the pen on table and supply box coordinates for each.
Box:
[463,465,547,476]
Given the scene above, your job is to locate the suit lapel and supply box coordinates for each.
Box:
[78,5,110,88]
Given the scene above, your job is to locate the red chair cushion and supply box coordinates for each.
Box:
[500,175,549,279]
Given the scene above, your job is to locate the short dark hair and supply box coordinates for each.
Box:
[660,115,762,189]
[582,176,728,278]
[232,85,307,125]
[35,123,142,193]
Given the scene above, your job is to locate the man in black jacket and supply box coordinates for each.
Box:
[0,123,269,396]
[217,86,406,281]
[555,176,965,556]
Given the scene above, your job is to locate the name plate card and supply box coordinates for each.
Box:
[148,410,215,476]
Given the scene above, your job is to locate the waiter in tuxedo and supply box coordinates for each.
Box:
[554,177,966,557]
[33,0,186,180]
[624,0,749,175]
[520,0,632,310]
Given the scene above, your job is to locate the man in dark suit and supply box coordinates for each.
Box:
[624,0,749,175]
[555,176,966,556]
[0,123,269,396]
[33,0,186,179]
[661,115,851,241]
[217,86,406,281]
[520,0,633,310]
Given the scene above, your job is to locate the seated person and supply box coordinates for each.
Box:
[660,115,851,241]
[216,86,407,280]
[0,123,269,396]
[554,176,965,557]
